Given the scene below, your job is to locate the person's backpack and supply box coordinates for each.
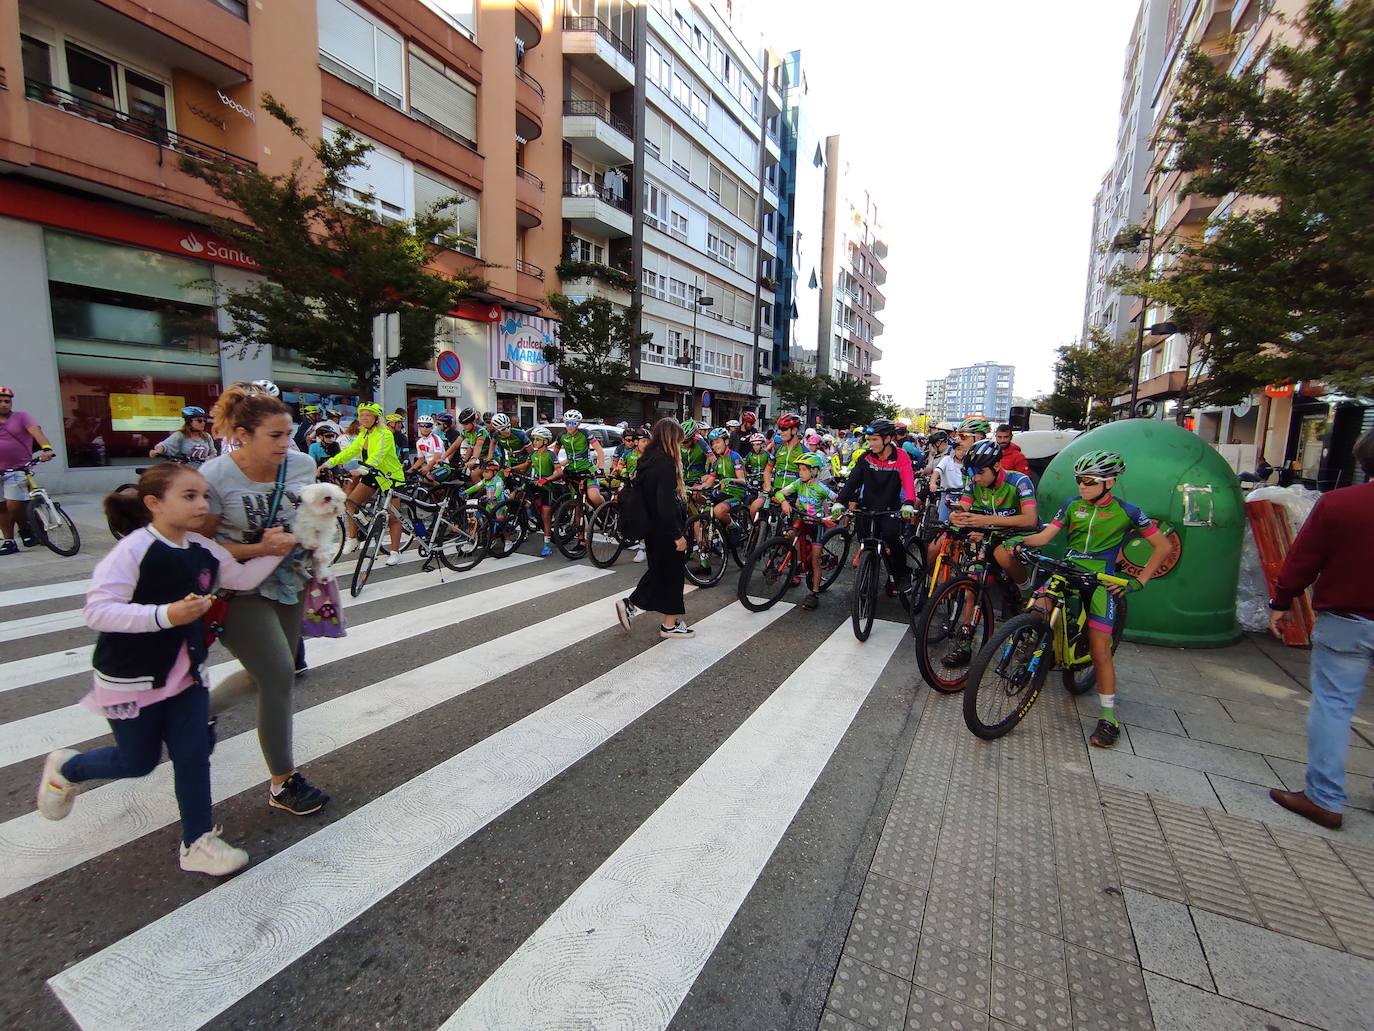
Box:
[618,474,649,540]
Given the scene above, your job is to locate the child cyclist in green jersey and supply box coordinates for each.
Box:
[773,452,839,610]
[743,432,771,521]
[556,409,606,509]
[1015,450,1173,748]
[485,413,530,475]
[526,426,562,556]
[940,440,1041,668]
[763,412,807,501]
[695,429,748,570]
[435,407,489,483]
[463,459,508,537]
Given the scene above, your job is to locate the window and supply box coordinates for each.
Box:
[670,211,689,240]
[688,92,707,127]
[318,0,405,108]
[570,237,603,263]
[668,328,687,361]
[64,43,117,110]
[414,167,479,256]
[21,35,52,87]
[643,332,668,365]
[408,47,478,149]
[644,182,669,229]
[419,0,476,40]
[646,44,670,92]
[325,118,408,219]
[642,269,665,298]
[668,278,690,305]
[124,70,168,128]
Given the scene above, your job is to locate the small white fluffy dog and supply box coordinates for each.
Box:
[293,482,347,578]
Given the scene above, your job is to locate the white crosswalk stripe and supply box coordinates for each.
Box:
[47,602,791,1031]
[444,620,906,1030]
[0,554,547,769]
[0,567,611,898]
[0,577,91,609]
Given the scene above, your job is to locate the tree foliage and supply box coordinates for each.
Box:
[1038,328,1136,429]
[543,293,646,416]
[181,96,474,397]
[772,367,825,414]
[819,375,889,427]
[1113,0,1374,405]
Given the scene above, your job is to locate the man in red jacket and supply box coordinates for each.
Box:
[994,425,1030,475]
[1268,429,1374,829]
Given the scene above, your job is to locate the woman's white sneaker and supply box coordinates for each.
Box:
[179,826,249,876]
[659,620,695,639]
[342,537,359,555]
[384,551,400,566]
[634,545,647,563]
[615,596,640,631]
[36,749,80,820]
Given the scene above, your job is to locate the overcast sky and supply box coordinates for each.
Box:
[773,0,1141,405]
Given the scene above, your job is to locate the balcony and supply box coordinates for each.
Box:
[562,99,634,165]
[515,165,543,228]
[1136,368,1188,400]
[558,260,633,304]
[563,179,633,239]
[562,16,634,90]
[515,67,544,142]
[514,0,543,50]
[21,79,253,216]
[1161,191,1220,237]
[515,258,544,281]
[49,0,251,79]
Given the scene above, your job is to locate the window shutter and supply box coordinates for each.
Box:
[415,168,480,256]
[318,0,374,81]
[374,31,404,106]
[690,145,708,190]
[409,48,477,147]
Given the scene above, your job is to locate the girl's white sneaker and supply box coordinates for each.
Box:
[36,749,80,820]
[342,538,359,555]
[384,552,400,566]
[179,827,249,876]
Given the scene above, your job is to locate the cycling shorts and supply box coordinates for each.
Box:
[1069,556,1118,634]
[359,466,394,491]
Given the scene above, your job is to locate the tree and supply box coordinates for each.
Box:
[181,97,474,397]
[772,367,825,414]
[819,375,886,427]
[1038,327,1135,428]
[1113,0,1374,405]
[543,293,646,416]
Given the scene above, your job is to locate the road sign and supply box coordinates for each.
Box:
[436,350,462,381]
[437,381,462,398]
[700,389,712,409]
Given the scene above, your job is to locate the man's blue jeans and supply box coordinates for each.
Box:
[1305,612,1374,813]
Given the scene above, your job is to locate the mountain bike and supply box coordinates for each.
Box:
[962,551,1132,740]
[846,509,906,642]
[737,512,850,611]
[914,528,1020,693]
[550,471,601,560]
[3,461,80,555]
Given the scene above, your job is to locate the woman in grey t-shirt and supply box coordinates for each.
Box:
[150,406,217,467]
[198,385,329,817]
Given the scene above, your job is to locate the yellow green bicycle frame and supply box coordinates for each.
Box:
[1026,568,1132,672]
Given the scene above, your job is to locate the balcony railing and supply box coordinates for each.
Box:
[563,99,631,138]
[562,16,634,63]
[25,79,255,173]
[515,258,544,280]
[514,66,544,99]
[515,165,544,190]
[563,180,632,213]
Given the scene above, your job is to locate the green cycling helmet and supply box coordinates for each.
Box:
[1073,450,1127,478]
[681,419,697,437]
[958,417,991,435]
[796,452,824,469]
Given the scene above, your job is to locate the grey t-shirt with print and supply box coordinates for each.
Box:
[201,450,316,602]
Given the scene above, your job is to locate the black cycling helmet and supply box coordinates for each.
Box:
[458,407,478,424]
[434,411,455,425]
[867,418,897,437]
[929,430,949,446]
[963,439,1003,472]
[481,411,494,423]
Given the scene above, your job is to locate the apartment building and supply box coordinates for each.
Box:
[817,135,885,386]
[1082,0,1169,346]
[931,363,1015,424]
[630,0,774,426]
[0,0,563,489]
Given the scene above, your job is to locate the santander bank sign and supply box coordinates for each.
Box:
[177,231,260,271]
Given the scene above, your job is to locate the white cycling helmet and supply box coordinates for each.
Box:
[530,426,554,441]
[726,419,741,429]
[563,409,583,424]
[491,413,512,432]
[822,433,835,443]
[251,379,281,398]
[416,415,434,427]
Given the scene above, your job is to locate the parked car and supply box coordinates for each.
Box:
[535,423,625,450]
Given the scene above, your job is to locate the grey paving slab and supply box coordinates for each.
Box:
[1143,972,1314,1031]
[1192,906,1374,1031]
[1075,697,1188,736]
[1209,773,1374,847]
[912,934,991,1011]
[1264,755,1374,814]
[845,907,922,981]
[991,915,1067,987]
[821,1009,868,1031]
[1180,713,1374,776]
[1060,893,1139,965]
[1105,683,1236,720]
[905,986,989,1031]
[1088,749,1223,809]
[923,887,995,954]
[1124,726,1281,786]
[988,962,1073,1030]
[1064,943,1149,1012]
[1120,889,1214,991]
[828,955,912,1031]
[859,873,928,932]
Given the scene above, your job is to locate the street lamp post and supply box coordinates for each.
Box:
[679,291,714,421]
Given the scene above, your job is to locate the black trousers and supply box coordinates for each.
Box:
[630,533,686,616]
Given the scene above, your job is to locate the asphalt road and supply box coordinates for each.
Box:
[0,531,927,1031]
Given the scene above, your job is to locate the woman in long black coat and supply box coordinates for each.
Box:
[615,418,694,638]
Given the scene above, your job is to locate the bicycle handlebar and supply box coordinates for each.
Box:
[1020,549,1135,590]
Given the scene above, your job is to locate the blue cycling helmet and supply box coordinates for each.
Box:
[708,428,729,442]
[182,406,207,420]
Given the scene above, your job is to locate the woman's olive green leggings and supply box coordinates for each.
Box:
[211,594,304,777]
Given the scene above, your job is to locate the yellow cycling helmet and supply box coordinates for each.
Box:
[358,402,384,417]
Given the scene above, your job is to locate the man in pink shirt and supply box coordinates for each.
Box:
[0,385,57,555]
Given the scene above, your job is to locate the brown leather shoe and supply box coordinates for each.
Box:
[1269,788,1342,830]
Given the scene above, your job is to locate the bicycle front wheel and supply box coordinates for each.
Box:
[587,500,626,567]
[486,503,526,558]
[350,514,388,597]
[915,575,994,693]
[818,525,851,592]
[1062,593,1127,695]
[437,510,487,572]
[850,548,879,642]
[29,496,80,556]
[554,498,589,560]
[684,513,727,587]
[964,611,1054,739]
[737,535,796,611]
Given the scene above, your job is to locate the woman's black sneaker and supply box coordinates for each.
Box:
[269,771,330,815]
[801,592,820,610]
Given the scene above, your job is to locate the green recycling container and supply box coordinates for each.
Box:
[1037,420,1244,648]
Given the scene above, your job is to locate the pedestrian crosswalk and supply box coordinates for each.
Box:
[0,548,913,1031]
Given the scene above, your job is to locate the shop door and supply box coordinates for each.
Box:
[518,401,537,429]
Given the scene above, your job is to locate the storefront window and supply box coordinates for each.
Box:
[46,231,219,468]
